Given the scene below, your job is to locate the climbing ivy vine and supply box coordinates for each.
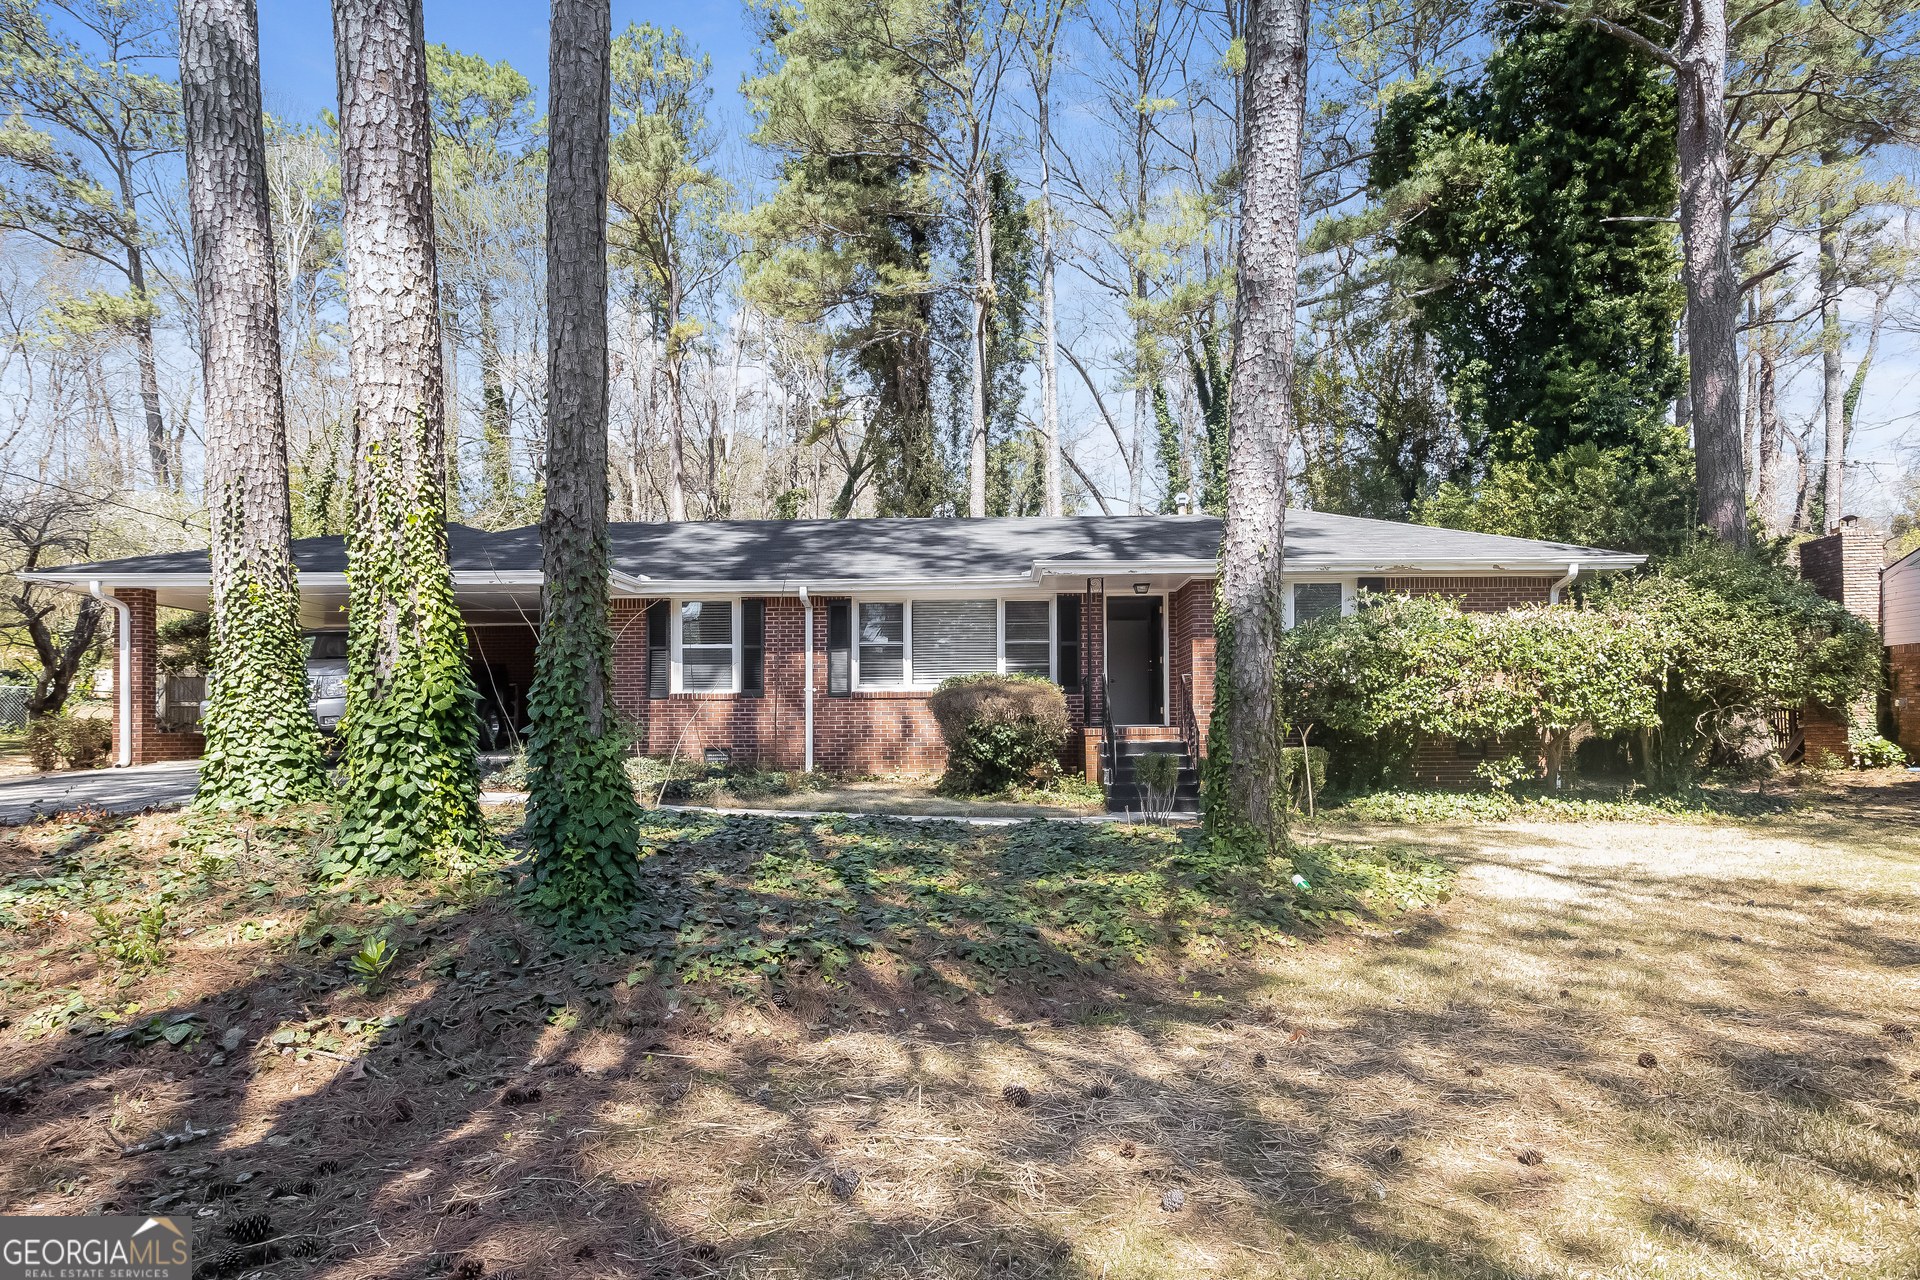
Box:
[196,492,329,812]
[325,437,487,877]
[521,529,643,939]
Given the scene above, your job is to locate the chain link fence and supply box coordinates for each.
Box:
[0,685,27,730]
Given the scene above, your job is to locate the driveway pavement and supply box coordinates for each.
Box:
[0,760,201,825]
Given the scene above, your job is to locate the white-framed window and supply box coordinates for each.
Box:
[1282,580,1355,629]
[858,601,906,687]
[673,599,738,693]
[1003,599,1052,675]
[849,596,1055,690]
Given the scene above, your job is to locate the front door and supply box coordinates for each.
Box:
[1105,596,1164,725]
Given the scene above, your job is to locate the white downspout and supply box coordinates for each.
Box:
[90,581,132,768]
[1548,562,1579,606]
[798,585,814,774]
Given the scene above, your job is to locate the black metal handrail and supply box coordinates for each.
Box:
[1101,674,1117,799]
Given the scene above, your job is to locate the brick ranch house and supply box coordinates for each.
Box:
[28,514,1644,792]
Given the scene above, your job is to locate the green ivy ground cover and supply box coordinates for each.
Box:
[1321,785,1817,825]
[612,814,1453,995]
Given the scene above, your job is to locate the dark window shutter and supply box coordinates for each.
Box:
[1357,576,1386,606]
[646,601,669,699]
[742,599,765,697]
[1056,594,1082,690]
[827,600,851,697]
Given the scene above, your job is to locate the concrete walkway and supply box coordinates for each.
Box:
[0,760,201,825]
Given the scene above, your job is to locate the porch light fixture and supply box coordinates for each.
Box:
[1133,582,1149,594]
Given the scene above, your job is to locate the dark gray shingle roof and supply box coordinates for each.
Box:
[36,512,1637,582]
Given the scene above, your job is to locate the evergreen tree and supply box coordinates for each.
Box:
[1371,16,1685,471]
[426,45,541,527]
[740,4,947,517]
[0,0,181,487]
[608,23,728,521]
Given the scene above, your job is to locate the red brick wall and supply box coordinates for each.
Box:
[1170,579,1215,757]
[620,597,841,772]
[113,588,205,766]
[1798,524,1881,627]
[613,592,1133,778]
[1382,577,1555,611]
[1891,644,1920,755]
[1408,732,1544,789]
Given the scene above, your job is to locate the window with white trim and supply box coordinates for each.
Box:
[678,599,735,692]
[850,597,1056,689]
[1285,581,1354,629]
[1004,600,1051,675]
[858,602,905,686]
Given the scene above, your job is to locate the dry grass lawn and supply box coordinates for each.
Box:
[1,778,1916,1280]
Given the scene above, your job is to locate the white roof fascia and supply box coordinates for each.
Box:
[1031,558,1217,578]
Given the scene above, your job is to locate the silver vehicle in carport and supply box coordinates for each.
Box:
[304,630,349,731]
[303,631,517,749]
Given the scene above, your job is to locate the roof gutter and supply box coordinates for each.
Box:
[90,582,132,768]
[1549,562,1580,605]
[797,585,813,774]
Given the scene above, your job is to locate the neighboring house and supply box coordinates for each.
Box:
[23,513,1642,801]
[1876,529,1920,755]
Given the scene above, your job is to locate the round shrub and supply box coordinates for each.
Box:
[927,673,1070,795]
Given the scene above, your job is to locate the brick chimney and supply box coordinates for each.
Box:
[1799,514,1881,631]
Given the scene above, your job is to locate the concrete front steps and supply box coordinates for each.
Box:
[1099,735,1200,814]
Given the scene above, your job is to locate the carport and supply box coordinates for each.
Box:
[15,524,640,766]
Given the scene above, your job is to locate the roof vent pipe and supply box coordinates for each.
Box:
[90,581,132,768]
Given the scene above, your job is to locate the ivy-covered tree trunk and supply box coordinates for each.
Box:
[1204,0,1307,862]
[179,0,328,810]
[524,0,642,931]
[329,0,484,873]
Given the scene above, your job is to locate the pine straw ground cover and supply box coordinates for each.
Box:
[0,790,1914,1279]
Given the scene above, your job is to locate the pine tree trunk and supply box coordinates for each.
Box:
[1213,0,1307,857]
[128,256,172,489]
[1036,74,1062,518]
[331,0,483,870]
[1818,197,1844,528]
[1674,0,1746,546]
[1754,325,1780,534]
[525,0,642,925]
[180,0,327,808]
[968,166,992,519]
[477,284,512,512]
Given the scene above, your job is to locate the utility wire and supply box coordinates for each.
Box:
[0,470,209,533]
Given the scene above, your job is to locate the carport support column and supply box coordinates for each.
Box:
[112,588,162,767]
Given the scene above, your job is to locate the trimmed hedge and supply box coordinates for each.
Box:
[927,673,1071,794]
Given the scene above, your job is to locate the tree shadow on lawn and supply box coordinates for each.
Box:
[1,809,1917,1279]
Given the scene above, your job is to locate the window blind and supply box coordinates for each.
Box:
[1292,582,1343,626]
[911,599,996,681]
[859,602,905,686]
[680,600,733,692]
[1004,600,1051,676]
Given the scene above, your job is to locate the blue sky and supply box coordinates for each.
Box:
[248,1,1916,522]
[258,1,762,126]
